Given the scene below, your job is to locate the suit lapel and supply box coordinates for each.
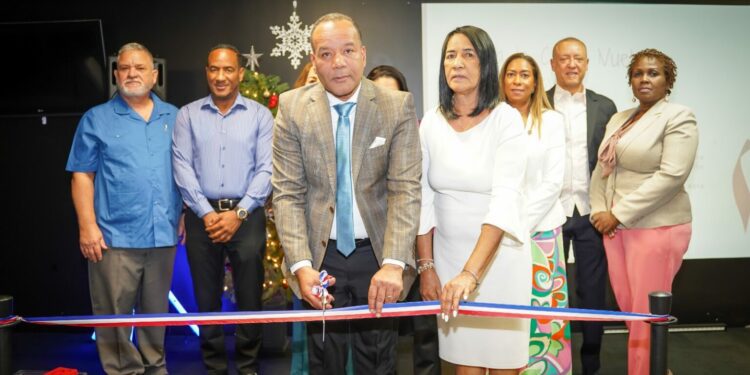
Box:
[599,108,634,146]
[546,86,555,108]
[585,89,599,151]
[308,85,337,193]
[616,99,668,156]
[351,79,377,186]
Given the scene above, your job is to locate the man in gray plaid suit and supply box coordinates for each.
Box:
[272,12,421,375]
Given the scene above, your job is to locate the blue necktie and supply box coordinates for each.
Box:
[334,102,356,256]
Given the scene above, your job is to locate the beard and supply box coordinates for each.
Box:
[118,80,153,98]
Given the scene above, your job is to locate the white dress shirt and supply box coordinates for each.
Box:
[291,83,404,272]
[555,86,591,217]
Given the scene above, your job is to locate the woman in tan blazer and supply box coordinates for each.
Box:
[589,48,698,375]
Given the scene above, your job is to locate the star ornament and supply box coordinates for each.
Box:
[243,45,263,71]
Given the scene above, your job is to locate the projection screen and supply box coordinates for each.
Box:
[422,3,750,259]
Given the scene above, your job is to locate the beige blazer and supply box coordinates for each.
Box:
[590,99,698,228]
[272,79,421,298]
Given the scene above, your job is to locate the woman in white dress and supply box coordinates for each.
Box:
[416,25,531,374]
[500,53,572,374]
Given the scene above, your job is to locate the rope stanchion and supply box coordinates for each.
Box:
[0,295,15,375]
[649,291,676,375]
[15,301,669,328]
[4,296,674,373]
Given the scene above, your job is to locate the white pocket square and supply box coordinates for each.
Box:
[369,137,386,149]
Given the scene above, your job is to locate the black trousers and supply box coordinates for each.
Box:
[185,207,266,375]
[562,209,608,375]
[402,277,441,375]
[305,241,398,375]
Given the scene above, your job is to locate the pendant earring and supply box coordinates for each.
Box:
[632,97,637,103]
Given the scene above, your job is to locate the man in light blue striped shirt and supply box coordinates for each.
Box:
[172,44,273,375]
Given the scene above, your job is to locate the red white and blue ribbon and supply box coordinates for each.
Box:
[7,301,667,328]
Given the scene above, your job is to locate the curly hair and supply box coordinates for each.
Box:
[627,48,677,95]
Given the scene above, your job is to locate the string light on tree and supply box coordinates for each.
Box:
[230,47,291,303]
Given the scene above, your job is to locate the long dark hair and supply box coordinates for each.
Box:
[438,25,499,119]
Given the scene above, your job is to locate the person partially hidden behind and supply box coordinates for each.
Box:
[368,64,441,375]
[67,42,182,375]
[501,52,572,374]
[547,37,617,375]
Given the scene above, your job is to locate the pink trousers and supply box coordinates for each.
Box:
[603,222,691,375]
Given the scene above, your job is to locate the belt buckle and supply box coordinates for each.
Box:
[217,199,233,211]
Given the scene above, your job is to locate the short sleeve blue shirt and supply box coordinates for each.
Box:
[66,93,182,248]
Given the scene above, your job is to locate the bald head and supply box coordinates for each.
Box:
[550,37,589,93]
[310,13,362,51]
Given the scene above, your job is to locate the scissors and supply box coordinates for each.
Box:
[312,270,333,342]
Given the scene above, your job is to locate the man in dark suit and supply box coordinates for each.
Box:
[272,13,421,375]
[547,37,617,375]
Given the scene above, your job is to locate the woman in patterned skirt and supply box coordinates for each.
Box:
[500,52,572,374]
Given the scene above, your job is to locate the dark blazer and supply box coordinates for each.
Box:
[547,86,617,174]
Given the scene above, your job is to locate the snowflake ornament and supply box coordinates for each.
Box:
[269,1,312,70]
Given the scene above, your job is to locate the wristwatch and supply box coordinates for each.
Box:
[235,207,249,220]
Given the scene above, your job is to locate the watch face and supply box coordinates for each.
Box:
[237,208,248,219]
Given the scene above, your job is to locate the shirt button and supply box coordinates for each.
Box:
[222,164,225,168]
[221,184,224,187]
[329,206,334,213]
[321,240,326,247]
[222,146,226,150]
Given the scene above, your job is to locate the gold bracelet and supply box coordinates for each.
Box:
[461,268,480,286]
[417,261,435,275]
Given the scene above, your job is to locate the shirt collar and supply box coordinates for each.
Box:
[200,93,248,114]
[554,85,586,105]
[113,91,172,118]
[326,82,362,108]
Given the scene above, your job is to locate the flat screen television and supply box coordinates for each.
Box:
[0,19,107,117]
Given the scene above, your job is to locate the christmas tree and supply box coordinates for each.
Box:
[240,69,290,303]
[240,70,289,117]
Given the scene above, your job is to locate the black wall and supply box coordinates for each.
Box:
[0,0,423,322]
[0,0,423,112]
[1,0,748,328]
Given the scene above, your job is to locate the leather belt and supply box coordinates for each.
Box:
[355,238,371,247]
[207,198,242,212]
[329,238,371,248]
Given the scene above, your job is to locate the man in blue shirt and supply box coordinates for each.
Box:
[67,42,182,375]
[172,44,273,375]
